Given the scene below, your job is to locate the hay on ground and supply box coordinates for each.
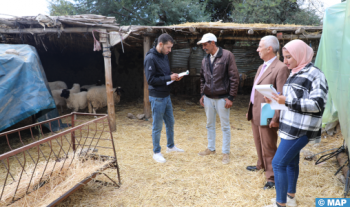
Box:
[1,95,343,207]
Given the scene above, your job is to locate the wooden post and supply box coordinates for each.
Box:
[143,36,151,119]
[100,29,116,132]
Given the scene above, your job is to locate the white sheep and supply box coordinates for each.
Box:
[51,83,81,112]
[87,86,123,114]
[70,83,81,93]
[81,80,103,91]
[60,89,88,112]
[48,81,67,91]
[51,89,66,112]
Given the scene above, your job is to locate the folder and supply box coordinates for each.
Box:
[261,103,275,126]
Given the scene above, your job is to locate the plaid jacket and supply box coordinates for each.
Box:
[279,63,328,143]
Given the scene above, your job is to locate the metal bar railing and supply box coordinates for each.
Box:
[0,112,120,205]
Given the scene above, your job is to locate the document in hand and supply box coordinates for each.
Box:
[166,70,189,85]
[255,84,288,110]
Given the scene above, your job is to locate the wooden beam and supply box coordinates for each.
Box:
[174,34,321,41]
[146,28,153,33]
[100,29,116,132]
[218,36,260,40]
[0,19,40,26]
[0,27,117,34]
[142,32,157,37]
[189,27,198,35]
[119,25,323,32]
[143,36,151,119]
[283,33,321,39]
[295,27,305,34]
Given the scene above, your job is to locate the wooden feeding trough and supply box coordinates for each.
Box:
[0,113,120,206]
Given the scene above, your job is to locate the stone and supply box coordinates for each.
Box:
[136,114,145,120]
[127,113,136,119]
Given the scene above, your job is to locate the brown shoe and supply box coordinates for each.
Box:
[222,153,230,164]
[198,149,216,156]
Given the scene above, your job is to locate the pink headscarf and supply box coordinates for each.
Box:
[284,39,314,74]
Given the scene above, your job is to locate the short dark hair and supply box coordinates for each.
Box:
[158,33,174,45]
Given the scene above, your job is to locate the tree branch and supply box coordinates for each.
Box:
[122,6,152,23]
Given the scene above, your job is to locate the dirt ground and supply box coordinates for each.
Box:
[1,95,345,206]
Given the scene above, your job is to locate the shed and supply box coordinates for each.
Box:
[0,14,131,131]
[0,15,323,126]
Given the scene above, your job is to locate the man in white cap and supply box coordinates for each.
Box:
[197,33,239,164]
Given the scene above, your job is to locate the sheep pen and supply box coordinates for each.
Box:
[1,95,345,206]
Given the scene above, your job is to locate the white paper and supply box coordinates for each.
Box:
[166,70,189,85]
[255,84,288,110]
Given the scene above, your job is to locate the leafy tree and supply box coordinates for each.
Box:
[48,0,77,16]
[48,0,322,25]
[202,0,237,22]
[48,0,211,25]
[230,0,322,25]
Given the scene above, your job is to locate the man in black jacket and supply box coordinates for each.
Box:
[144,33,184,163]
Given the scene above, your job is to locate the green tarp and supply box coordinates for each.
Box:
[315,1,350,152]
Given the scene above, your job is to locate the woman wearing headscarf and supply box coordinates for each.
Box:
[265,40,328,207]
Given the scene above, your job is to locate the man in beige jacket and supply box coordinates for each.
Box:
[246,35,290,190]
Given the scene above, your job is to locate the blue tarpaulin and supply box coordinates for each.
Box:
[0,44,57,132]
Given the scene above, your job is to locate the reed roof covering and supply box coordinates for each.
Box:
[0,15,323,51]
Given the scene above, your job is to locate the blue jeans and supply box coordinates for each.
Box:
[149,95,175,153]
[204,96,231,154]
[272,135,309,204]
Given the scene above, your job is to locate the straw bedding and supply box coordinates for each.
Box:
[51,95,344,207]
[1,95,345,206]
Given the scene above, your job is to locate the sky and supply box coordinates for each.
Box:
[0,0,344,19]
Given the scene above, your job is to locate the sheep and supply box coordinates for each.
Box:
[48,81,67,91]
[87,86,123,114]
[60,89,88,112]
[50,83,81,112]
[81,79,103,91]
[51,89,66,112]
[81,84,106,92]
[70,83,81,93]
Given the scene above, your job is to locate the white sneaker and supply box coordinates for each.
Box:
[264,204,278,207]
[264,204,281,207]
[271,196,297,207]
[166,146,184,153]
[153,153,166,163]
